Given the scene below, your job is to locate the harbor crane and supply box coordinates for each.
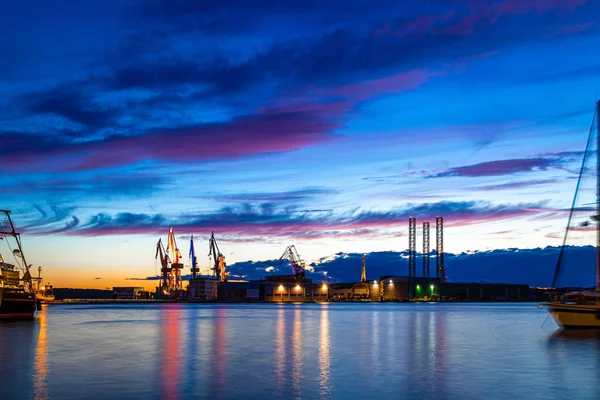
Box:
[166,226,183,291]
[189,235,199,279]
[155,238,171,294]
[279,245,306,280]
[208,232,228,281]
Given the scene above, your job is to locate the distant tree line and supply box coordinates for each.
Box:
[53,288,115,300]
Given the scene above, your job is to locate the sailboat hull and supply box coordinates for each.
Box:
[547,303,600,329]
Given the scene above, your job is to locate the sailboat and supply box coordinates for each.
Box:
[0,210,40,319]
[545,101,600,329]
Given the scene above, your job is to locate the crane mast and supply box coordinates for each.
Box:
[279,245,306,280]
[155,238,171,294]
[208,232,227,282]
[166,226,183,292]
[189,235,199,279]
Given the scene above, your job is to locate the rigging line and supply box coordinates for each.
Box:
[5,238,24,272]
[552,111,597,288]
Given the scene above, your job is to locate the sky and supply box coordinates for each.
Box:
[2,0,600,290]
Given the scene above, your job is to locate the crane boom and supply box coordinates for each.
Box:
[208,232,227,281]
[278,245,306,280]
[155,238,170,293]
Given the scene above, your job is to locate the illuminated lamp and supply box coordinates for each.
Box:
[278,284,284,292]
[322,284,328,291]
[389,279,393,284]
[295,285,301,291]
[430,284,435,290]
[416,285,421,290]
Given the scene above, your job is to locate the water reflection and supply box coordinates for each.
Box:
[274,306,286,396]
[549,329,600,342]
[406,307,447,396]
[318,306,330,399]
[34,308,49,400]
[213,306,227,398]
[292,307,302,399]
[160,306,182,400]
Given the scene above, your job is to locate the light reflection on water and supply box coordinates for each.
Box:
[33,307,48,400]
[1,303,600,400]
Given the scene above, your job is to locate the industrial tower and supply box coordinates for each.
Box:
[361,254,366,282]
[408,217,416,279]
[423,221,430,278]
[436,216,445,282]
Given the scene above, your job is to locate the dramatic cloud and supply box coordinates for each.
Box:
[21,200,553,237]
[2,107,340,171]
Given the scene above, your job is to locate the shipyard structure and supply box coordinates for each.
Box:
[138,219,529,303]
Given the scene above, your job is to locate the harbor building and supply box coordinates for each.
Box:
[438,282,529,301]
[219,281,260,301]
[379,276,442,301]
[113,286,145,300]
[263,275,319,302]
[188,278,219,301]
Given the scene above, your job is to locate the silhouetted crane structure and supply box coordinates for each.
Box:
[423,221,430,278]
[189,235,199,279]
[155,238,171,294]
[436,216,445,282]
[209,232,227,281]
[279,245,306,280]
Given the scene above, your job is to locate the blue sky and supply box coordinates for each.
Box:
[1,0,600,288]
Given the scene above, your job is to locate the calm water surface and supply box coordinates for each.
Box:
[0,303,599,400]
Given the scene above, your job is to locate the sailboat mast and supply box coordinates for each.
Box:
[596,100,600,292]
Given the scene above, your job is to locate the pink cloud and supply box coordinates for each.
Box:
[5,109,340,172]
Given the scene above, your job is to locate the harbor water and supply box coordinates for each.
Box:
[1,303,599,400]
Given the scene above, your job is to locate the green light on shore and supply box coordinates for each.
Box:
[416,285,421,290]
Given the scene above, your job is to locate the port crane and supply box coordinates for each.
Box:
[155,238,171,294]
[166,226,183,291]
[279,245,306,280]
[208,232,227,281]
[189,235,199,279]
